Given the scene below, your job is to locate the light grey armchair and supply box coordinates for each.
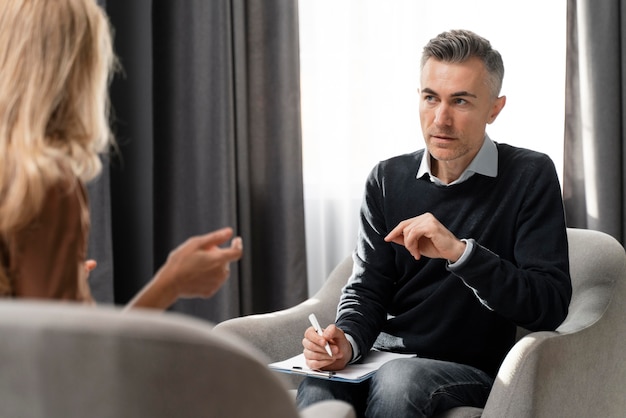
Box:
[0,300,355,418]
[214,228,626,417]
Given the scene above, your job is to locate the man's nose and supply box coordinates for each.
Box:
[434,104,452,126]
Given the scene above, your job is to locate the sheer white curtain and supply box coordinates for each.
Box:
[299,0,567,295]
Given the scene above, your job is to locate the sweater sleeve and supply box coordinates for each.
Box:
[8,180,93,303]
[335,164,397,358]
[448,155,572,331]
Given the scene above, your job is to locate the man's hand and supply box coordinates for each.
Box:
[384,212,466,262]
[302,324,352,371]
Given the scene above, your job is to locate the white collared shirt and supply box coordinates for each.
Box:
[416,135,498,186]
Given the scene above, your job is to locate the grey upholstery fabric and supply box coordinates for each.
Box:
[0,301,355,418]
[481,228,626,417]
[215,253,353,388]
[215,228,626,417]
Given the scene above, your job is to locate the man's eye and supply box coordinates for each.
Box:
[454,98,468,105]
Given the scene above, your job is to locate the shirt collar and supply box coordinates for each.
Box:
[416,135,498,186]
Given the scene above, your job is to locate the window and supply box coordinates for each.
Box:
[299,0,567,294]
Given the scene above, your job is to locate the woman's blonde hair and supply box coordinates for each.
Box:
[0,0,116,293]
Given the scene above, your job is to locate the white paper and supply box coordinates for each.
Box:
[269,350,415,383]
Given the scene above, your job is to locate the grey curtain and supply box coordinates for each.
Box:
[87,0,308,322]
[563,0,626,243]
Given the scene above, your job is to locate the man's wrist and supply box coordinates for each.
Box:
[448,239,467,263]
[448,238,475,268]
[345,333,359,363]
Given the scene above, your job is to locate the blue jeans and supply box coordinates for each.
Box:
[295,357,493,418]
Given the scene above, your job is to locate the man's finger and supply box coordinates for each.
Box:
[384,226,403,242]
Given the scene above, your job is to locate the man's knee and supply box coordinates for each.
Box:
[367,357,492,418]
[296,378,333,408]
[373,357,441,387]
[296,377,368,410]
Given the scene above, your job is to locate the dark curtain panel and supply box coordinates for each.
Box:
[563,0,626,243]
[86,160,114,303]
[86,0,116,304]
[87,0,308,322]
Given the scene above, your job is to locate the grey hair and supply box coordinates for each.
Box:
[421,29,504,98]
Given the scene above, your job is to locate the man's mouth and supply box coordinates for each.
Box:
[430,133,456,141]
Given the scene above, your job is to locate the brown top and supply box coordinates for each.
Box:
[0,178,93,302]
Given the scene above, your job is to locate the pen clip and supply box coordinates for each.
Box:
[291,366,336,378]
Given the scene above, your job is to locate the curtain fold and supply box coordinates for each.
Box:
[85,0,117,304]
[86,164,114,303]
[237,0,308,314]
[564,0,626,243]
[87,0,307,321]
[106,0,155,306]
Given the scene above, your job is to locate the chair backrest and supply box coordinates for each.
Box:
[483,228,626,417]
[0,300,299,418]
[309,254,355,327]
[557,227,623,333]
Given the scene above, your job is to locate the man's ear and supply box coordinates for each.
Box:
[487,95,506,124]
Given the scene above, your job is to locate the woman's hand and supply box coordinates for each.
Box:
[160,227,243,299]
[126,227,243,310]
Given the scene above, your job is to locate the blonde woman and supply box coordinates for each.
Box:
[0,0,242,309]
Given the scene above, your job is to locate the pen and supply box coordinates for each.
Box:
[308,313,333,357]
[292,366,336,378]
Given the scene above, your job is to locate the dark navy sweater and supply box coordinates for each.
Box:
[336,143,572,377]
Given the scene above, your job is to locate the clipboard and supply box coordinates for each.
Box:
[269,350,415,383]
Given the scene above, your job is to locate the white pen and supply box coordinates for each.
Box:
[308,313,333,357]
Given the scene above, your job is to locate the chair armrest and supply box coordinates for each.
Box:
[214,255,352,362]
[213,300,322,364]
[214,256,353,389]
[481,229,626,417]
[483,321,626,417]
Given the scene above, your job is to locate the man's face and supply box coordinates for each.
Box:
[419,57,505,171]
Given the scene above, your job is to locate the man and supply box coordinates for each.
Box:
[296,29,572,417]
